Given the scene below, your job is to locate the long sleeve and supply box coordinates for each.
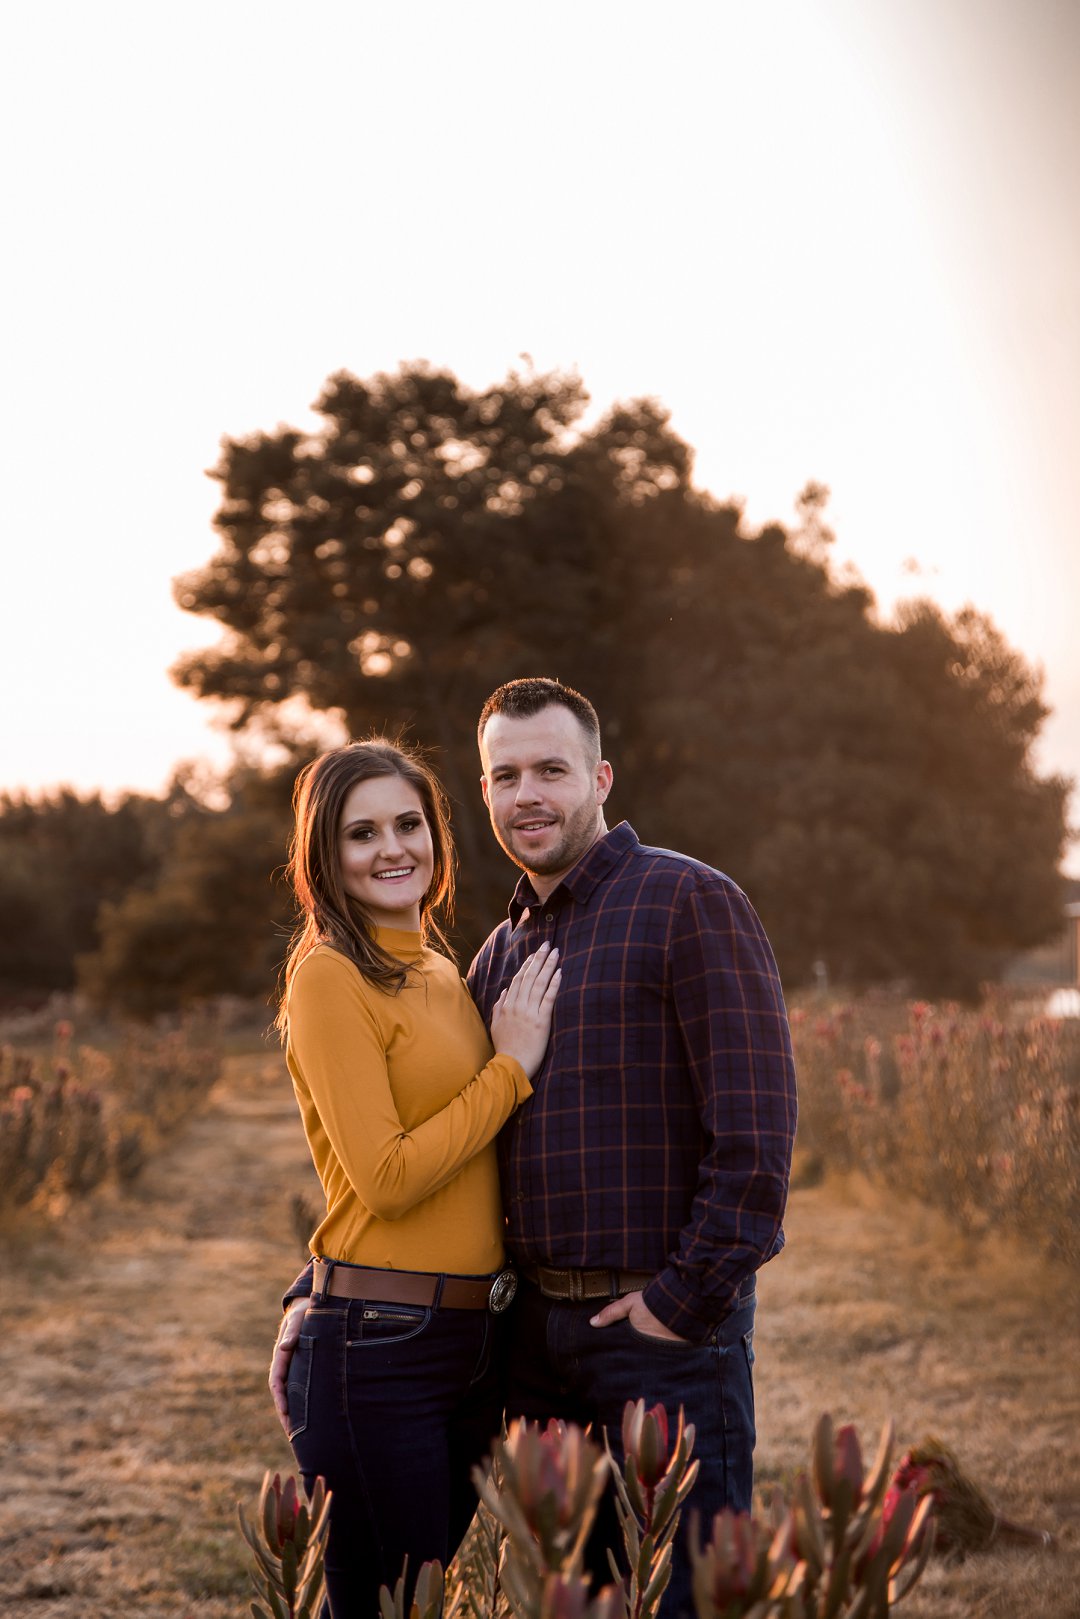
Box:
[642,875,798,1339]
[287,949,531,1223]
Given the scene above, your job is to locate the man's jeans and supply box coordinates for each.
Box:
[286,1292,502,1619]
[504,1278,757,1619]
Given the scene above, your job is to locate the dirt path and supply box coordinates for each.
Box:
[1,1055,1076,1617]
[0,1052,314,1617]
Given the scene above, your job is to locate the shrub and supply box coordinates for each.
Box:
[791,999,1080,1262]
[0,1015,224,1217]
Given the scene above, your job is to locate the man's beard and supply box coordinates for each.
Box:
[496,795,601,878]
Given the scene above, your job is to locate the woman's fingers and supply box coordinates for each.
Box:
[269,1299,309,1433]
[539,965,562,1009]
[505,944,558,1008]
[269,1337,295,1430]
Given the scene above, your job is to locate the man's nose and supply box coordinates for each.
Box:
[514,775,542,805]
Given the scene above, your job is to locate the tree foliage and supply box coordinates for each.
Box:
[164,361,1069,996]
[77,762,296,1017]
[0,789,180,997]
[18,362,1068,1008]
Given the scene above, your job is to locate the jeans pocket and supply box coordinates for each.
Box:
[620,1317,700,1352]
[347,1304,431,1347]
[285,1334,315,1441]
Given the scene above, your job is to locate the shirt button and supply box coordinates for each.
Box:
[545,913,554,922]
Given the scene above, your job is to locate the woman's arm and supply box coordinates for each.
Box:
[288,946,557,1221]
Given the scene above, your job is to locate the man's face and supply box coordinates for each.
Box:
[480,705,613,883]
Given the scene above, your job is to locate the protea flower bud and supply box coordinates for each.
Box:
[623,1399,670,1492]
[834,1424,864,1508]
[267,1473,300,1552]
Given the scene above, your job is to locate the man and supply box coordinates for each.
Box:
[468,677,797,1616]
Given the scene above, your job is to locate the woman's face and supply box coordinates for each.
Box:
[336,775,435,932]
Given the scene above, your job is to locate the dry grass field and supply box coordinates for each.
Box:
[0,1050,1076,1617]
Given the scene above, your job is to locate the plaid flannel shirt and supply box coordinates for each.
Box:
[467,821,797,1341]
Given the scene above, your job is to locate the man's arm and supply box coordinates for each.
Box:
[641,872,798,1341]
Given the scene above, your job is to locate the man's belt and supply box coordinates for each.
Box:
[520,1264,656,1301]
[312,1257,517,1313]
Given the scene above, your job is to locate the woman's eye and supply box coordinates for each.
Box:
[399,818,422,833]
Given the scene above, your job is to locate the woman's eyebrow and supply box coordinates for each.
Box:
[341,810,421,831]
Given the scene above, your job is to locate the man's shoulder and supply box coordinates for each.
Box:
[622,838,744,900]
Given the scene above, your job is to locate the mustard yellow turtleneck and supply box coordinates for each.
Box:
[285,929,531,1275]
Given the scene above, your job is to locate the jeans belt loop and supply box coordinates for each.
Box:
[314,1256,334,1300]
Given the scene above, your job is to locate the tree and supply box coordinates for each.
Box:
[172,364,694,937]
[77,762,296,1018]
[0,788,185,997]
[163,363,1068,996]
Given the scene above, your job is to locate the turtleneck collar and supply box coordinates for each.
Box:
[375,925,425,961]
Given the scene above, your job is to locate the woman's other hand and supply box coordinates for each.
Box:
[490,943,561,1079]
[269,1296,310,1434]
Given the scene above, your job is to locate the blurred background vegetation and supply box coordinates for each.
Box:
[1,362,1071,1017]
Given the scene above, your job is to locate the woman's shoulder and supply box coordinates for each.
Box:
[289,943,370,1002]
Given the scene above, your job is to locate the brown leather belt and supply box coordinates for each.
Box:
[521,1264,656,1301]
[312,1257,517,1313]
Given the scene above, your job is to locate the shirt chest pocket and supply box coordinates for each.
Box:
[557,980,645,1072]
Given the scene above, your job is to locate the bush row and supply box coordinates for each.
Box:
[791,998,1079,1263]
[0,1018,224,1217]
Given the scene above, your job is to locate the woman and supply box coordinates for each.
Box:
[269,740,558,1617]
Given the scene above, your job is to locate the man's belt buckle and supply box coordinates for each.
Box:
[488,1267,518,1314]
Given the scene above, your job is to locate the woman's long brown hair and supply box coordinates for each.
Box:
[275,739,456,1037]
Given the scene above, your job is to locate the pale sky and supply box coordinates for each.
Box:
[2,0,1078,868]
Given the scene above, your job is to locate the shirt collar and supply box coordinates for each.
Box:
[507,821,639,924]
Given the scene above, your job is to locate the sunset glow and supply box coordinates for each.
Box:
[3,0,1077,865]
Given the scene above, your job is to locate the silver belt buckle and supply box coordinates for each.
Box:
[487,1267,518,1314]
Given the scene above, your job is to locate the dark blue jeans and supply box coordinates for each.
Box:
[286,1288,502,1619]
[504,1279,757,1619]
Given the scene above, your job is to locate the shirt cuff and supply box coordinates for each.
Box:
[493,1053,533,1104]
[643,1265,743,1343]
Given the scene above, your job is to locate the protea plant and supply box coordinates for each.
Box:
[689,1502,798,1619]
[472,1417,613,1619]
[605,1400,700,1618]
[380,1557,447,1619]
[237,1470,331,1619]
[791,1414,934,1617]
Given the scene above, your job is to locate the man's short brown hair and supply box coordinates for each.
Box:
[478,678,601,763]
